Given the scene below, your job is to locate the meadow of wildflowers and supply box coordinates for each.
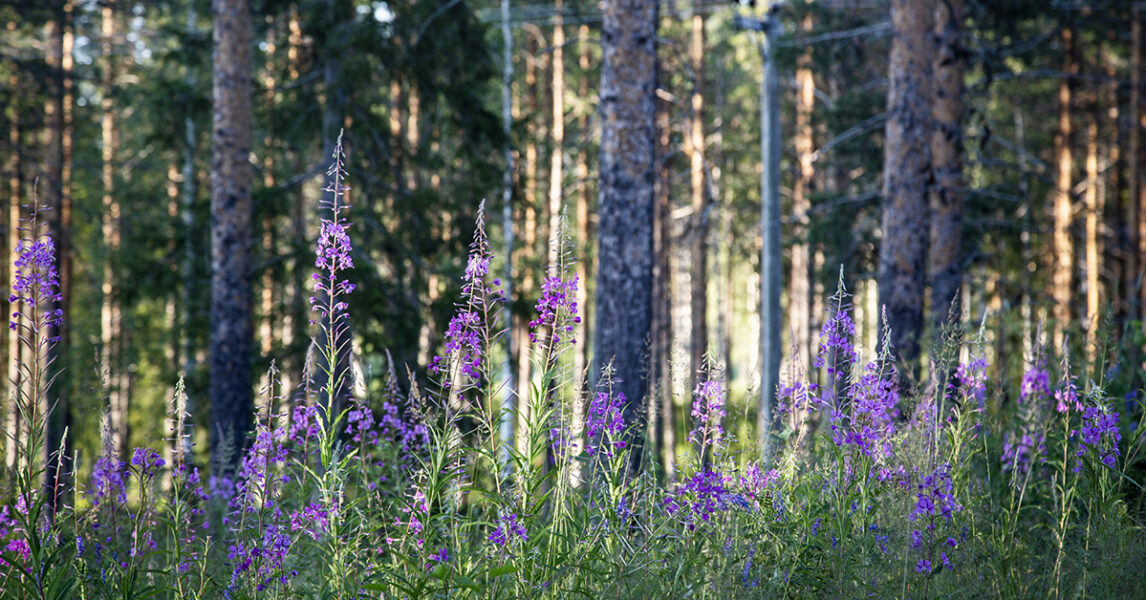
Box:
[0,149,1144,599]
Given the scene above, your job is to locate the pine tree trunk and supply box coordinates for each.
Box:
[548,2,565,273]
[210,0,255,468]
[1052,25,1076,350]
[1084,101,1099,358]
[100,2,128,462]
[791,12,815,389]
[653,80,674,480]
[596,0,657,469]
[687,8,708,399]
[878,0,933,376]
[5,29,23,470]
[1132,9,1145,324]
[928,0,965,333]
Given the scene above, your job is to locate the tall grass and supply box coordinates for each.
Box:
[0,150,1144,599]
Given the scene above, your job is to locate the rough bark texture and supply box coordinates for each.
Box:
[1052,25,1076,349]
[878,0,933,374]
[928,0,965,333]
[595,0,657,468]
[210,0,254,469]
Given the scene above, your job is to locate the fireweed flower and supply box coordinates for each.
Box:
[1076,403,1121,472]
[129,447,165,480]
[1019,364,1051,405]
[9,205,64,337]
[1001,430,1045,477]
[814,278,858,404]
[290,502,332,541]
[528,274,580,345]
[664,469,730,530]
[955,357,989,416]
[585,391,627,458]
[430,204,502,387]
[907,464,963,575]
[689,377,727,454]
[488,512,527,547]
[832,359,899,459]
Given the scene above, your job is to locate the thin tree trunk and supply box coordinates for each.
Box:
[1052,25,1076,350]
[548,2,565,273]
[499,0,517,471]
[878,0,933,378]
[209,0,255,468]
[574,22,592,405]
[285,4,305,397]
[928,0,965,333]
[1084,101,1099,359]
[596,0,658,470]
[791,11,815,397]
[1132,9,1145,324]
[653,79,674,480]
[5,27,23,470]
[261,17,278,367]
[516,34,544,456]
[100,2,128,461]
[687,8,708,400]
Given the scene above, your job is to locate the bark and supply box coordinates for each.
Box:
[5,28,23,470]
[574,23,592,398]
[595,0,658,469]
[100,2,128,462]
[548,1,565,272]
[1133,9,1145,323]
[791,12,815,379]
[653,80,674,479]
[1084,102,1099,356]
[499,0,517,470]
[928,0,965,334]
[1051,25,1076,350]
[878,0,933,376]
[687,8,708,400]
[210,0,255,468]
[759,19,782,457]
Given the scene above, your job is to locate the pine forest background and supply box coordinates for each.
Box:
[1,0,1144,485]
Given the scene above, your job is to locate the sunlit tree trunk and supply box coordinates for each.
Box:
[1084,101,1099,361]
[686,7,708,400]
[5,22,24,470]
[595,0,657,469]
[878,0,933,377]
[548,2,565,273]
[210,0,255,468]
[100,2,128,462]
[652,76,674,480]
[1131,9,1145,325]
[1052,25,1076,350]
[928,0,965,333]
[790,12,815,414]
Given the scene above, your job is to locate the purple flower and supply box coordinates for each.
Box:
[665,469,729,529]
[429,547,449,565]
[130,447,165,479]
[1019,365,1050,405]
[430,205,503,388]
[585,391,627,458]
[916,559,931,574]
[689,378,727,454]
[528,275,580,345]
[9,206,63,335]
[90,454,127,509]
[290,502,332,541]
[955,357,989,415]
[1076,404,1121,472]
[310,137,355,327]
[489,513,527,547]
[1002,430,1046,477]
